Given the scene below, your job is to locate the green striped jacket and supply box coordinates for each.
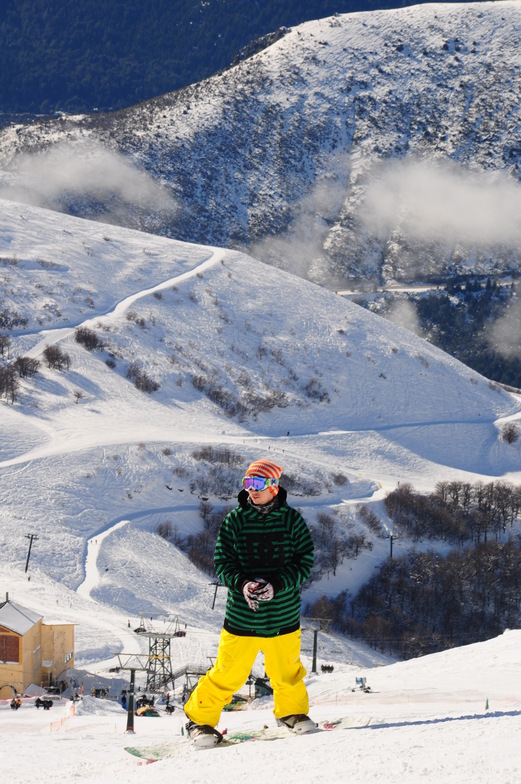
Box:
[214,487,314,637]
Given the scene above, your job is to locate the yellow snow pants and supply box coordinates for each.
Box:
[184,628,309,728]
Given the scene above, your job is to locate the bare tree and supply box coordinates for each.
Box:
[13,356,40,378]
[0,365,19,403]
[43,344,71,370]
[75,326,103,351]
[501,422,519,444]
[0,333,11,358]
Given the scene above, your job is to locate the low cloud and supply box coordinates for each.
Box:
[0,140,177,226]
[361,157,521,247]
[386,299,424,337]
[488,295,521,359]
[250,152,352,281]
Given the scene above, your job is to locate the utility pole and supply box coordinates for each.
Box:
[389,532,394,559]
[210,581,224,610]
[126,668,136,734]
[301,617,331,674]
[25,534,39,573]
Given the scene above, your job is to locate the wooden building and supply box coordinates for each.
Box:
[0,595,74,697]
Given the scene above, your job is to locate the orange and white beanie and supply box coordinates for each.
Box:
[245,459,283,496]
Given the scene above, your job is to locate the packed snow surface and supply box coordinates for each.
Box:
[2,561,520,784]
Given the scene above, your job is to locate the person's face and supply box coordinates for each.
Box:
[246,484,274,505]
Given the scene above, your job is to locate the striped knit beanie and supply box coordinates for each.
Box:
[245,459,283,496]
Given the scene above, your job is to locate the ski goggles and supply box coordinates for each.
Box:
[242,475,279,491]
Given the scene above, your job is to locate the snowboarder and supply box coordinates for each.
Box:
[184,458,315,746]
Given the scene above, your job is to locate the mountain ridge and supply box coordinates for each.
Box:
[0,2,520,292]
[0,0,480,114]
[1,197,520,599]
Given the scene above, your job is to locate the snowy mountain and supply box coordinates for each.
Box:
[1,6,521,779]
[1,2,521,288]
[1,197,520,607]
[1,193,521,782]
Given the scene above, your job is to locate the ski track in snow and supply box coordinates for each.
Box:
[24,248,224,360]
[77,519,131,601]
[0,248,225,470]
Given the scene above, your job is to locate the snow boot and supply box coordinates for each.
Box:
[276,714,317,734]
[185,720,223,748]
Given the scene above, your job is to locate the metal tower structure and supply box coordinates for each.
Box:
[145,633,174,692]
[134,615,186,692]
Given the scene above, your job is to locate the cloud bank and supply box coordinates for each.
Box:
[489,294,521,359]
[0,140,177,227]
[249,152,352,282]
[361,157,521,248]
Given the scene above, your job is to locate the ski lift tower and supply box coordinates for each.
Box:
[134,615,185,692]
[301,616,331,674]
[112,653,150,734]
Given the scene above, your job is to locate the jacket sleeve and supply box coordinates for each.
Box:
[213,511,248,591]
[269,509,314,594]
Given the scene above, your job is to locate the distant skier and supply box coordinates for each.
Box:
[184,458,315,746]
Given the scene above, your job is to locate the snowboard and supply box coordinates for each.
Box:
[124,716,369,762]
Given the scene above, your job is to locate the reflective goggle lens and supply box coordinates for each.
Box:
[242,476,278,491]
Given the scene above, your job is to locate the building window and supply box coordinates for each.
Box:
[0,634,20,663]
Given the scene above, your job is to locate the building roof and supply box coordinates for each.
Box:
[0,599,42,635]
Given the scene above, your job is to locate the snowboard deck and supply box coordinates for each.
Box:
[124,716,370,762]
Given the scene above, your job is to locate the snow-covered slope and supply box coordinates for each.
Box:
[1,198,520,783]
[2,558,521,784]
[1,198,520,604]
[1,3,521,286]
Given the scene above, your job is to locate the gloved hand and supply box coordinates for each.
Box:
[253,580,275,602]
[243,581,261,611]
[242,580,275,611]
